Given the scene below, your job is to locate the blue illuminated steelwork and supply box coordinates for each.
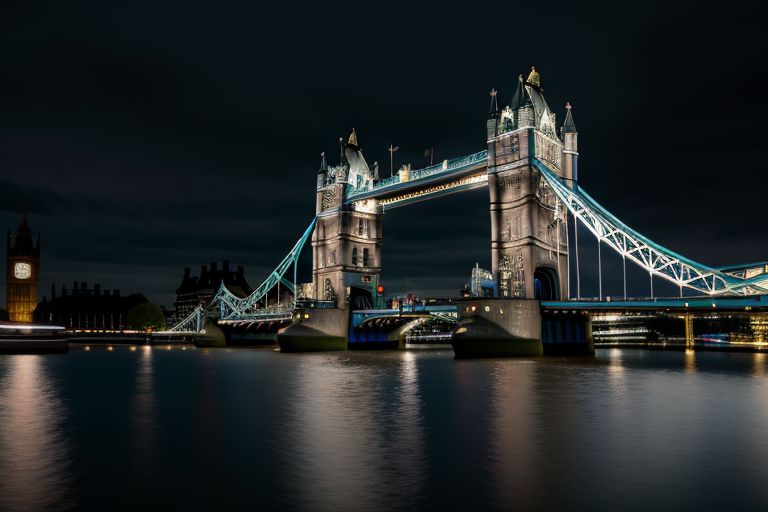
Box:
[533,158,768,296]
[162,304,206,334]
[212,219,317,320]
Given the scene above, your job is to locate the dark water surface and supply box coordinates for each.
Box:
[1,346,768,511]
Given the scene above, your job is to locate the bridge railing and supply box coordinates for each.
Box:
[347,150,488,199]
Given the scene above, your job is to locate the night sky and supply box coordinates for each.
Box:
[2,2,767,307]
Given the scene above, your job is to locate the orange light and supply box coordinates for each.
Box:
[376,285,384,294]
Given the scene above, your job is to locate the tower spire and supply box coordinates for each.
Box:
[347,128,359,148]
[525,66,542,90]
[562,102,577,134]
[510,75,528,110]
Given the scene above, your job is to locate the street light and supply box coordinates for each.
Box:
[388,144,399,177]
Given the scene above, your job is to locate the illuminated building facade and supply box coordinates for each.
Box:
[313,131,383,310]
[487,68,570,300]
[5,214,41,323]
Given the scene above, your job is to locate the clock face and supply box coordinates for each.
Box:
[14,262,32,280]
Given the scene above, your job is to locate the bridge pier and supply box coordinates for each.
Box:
[277,307,349,352]
[452,299,594,358]
[452,299,543,357]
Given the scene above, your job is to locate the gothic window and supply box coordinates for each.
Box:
[324,279,336,302]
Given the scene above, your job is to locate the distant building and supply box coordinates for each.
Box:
[471,263,496,297]
[34,283,148,330]
[5,214,41,323]
[173,261,252,322]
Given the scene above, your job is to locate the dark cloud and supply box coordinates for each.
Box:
[1,1,767,306]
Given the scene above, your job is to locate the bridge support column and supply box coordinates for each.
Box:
[278,308,349,352]
[487,127,568,301]
[279,136,383,352]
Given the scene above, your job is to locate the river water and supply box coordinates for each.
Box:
[1,346,767,511]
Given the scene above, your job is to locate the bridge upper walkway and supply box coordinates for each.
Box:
[346,150,488,208]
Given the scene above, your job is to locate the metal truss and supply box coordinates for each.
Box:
[533,158,768,296]
[163,304,206,333]
[211,218,317,319]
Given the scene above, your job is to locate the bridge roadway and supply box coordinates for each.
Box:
[541,294,768,312]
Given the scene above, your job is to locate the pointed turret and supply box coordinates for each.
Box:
[561,102,579,186]
[317,151,328,189]
[562,102,577,134]
[347,128,359,149]
[510,75,527,110]
[516,73,535,129]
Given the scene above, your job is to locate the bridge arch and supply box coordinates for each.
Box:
[534,267,559,300]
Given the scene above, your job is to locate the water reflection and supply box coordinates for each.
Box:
[753,352,766,377]
[391,352,426,509]
[0,356,73,512]
[281,353,426,512]
[131,346,158,482]
[488,361,538,510]
[684,348,697,373]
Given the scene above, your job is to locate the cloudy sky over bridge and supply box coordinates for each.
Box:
[1,1,766,305]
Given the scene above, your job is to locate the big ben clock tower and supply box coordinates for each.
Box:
[5,214,41,323]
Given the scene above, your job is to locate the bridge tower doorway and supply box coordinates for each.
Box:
[533,267,559,300]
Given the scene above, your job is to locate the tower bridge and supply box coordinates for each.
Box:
[170,67,768,355]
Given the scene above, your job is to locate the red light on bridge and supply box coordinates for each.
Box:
[376,285,384,295]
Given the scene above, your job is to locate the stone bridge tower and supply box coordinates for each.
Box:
[487,69,571,300]
[312,130,383,310]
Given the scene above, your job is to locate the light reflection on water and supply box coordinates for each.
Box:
[279,352,426,512]
[0,348,768,511]
[0,355,73,512]
[131,346,158,482]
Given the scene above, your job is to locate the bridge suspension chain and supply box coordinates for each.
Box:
[162,304,206,334]
[211,218,317,319]
[533,159,768,297]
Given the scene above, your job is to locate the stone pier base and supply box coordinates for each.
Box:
[452,299,543,358]
[277,308,349,352]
